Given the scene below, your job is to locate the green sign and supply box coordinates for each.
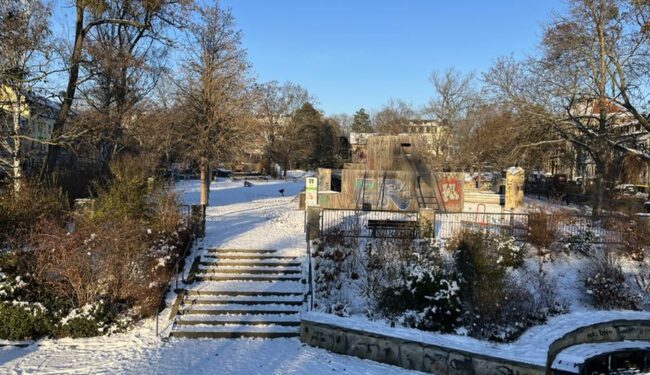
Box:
[305,177,318,206]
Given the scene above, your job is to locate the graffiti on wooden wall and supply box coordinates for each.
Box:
[354,177,411,211]
[437,175,463,212]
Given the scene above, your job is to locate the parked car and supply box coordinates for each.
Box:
[614,184,637,195]
[479,172,494,182]
[634,185,649,200]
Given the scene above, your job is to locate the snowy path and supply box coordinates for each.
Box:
[0,179,421,375]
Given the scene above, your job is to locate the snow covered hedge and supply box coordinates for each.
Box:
[0,159,191,340]
[314,228,566,343]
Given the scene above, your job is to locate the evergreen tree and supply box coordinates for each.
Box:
[350,108,373,133]
[316,119,338,167]
[287,102,322,171]
[289,103,340,169]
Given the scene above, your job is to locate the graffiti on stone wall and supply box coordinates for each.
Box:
[302,322,544,375]
[354,178,410,211]
[545,320,650,375]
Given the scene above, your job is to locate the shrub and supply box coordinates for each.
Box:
[526,270,569,316]
[618,217,650,261]
[527,211,558,256]
[149,190,184,234]
[451,230,507,298]
[30,217,143,308]
[31,213,186,318]
[57,301,126,338]
[0,157,189,340]
[379,269,463,333]
[93,158,152,223]
[450,230,550,342]
[313,235,356,313]
[564,228,600,256]
[0,302,51,340]
[0,182,68,244]
[583,253,640,310]
[493,235,524,268]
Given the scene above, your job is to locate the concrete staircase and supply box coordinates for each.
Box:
[170,248,305,338]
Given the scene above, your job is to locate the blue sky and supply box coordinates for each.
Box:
[221,0,565,115]
[50,1,566,115]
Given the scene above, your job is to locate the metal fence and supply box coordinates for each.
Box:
[179,204,206,238]
[435,212,529,241]
[434,211,625,244]
[179,204,191,226]
[547,215,624,244]
[320,208,627,245]
[320,209,421,239]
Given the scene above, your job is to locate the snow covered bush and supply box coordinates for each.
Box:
[0,262,66,340]
[378,269,462,333]
[493,235,524,268]
[451,230,507,288]
[313,231,356,315]
[31,211,188,321]
[563,228,600,256]
[57,301,130,338]
[583,252,641,310]
[450,229,556,342]
[524,269,569,317]
[0,302,51,341]
[0,158,191,340]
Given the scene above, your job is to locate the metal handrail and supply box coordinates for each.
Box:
[306,237,314,311]
[155,205,203,336]
[430,172,447,212]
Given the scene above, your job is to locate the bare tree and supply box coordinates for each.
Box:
[176,3,251,205]
[373,99,414,135]
[75,0,184,169]
[329,113,352,136]
[428,68,477,127]
[127,75,183,171]
[425,68,478,169]
[253,81,311,176]
[460,104,559,172]
[43,0,189,176]
[0,0,51,191]
[486,0,650,216]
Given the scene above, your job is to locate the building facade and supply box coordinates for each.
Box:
[0,85,58,178]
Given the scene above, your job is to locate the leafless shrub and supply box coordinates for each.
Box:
[527,211,558,256]
[617,217,649,261]
[0,182,69,244]
[583,252,641,310]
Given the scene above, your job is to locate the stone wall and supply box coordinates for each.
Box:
[545,319,650,375]
[300,319,546,375]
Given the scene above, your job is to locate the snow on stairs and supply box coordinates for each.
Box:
[170,248,305,339]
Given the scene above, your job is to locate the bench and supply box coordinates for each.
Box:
[367,219,418,238]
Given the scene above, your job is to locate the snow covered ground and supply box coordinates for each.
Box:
[0,179,421,375]
[1,178,646,374]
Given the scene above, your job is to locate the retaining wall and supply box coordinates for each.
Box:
[300,318,545,375]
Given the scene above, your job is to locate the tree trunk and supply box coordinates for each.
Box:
[11,100,22,193]
[592,160,605,218]
[43,3,85,177]
[200,158,210,206]
[282,156,288,179]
